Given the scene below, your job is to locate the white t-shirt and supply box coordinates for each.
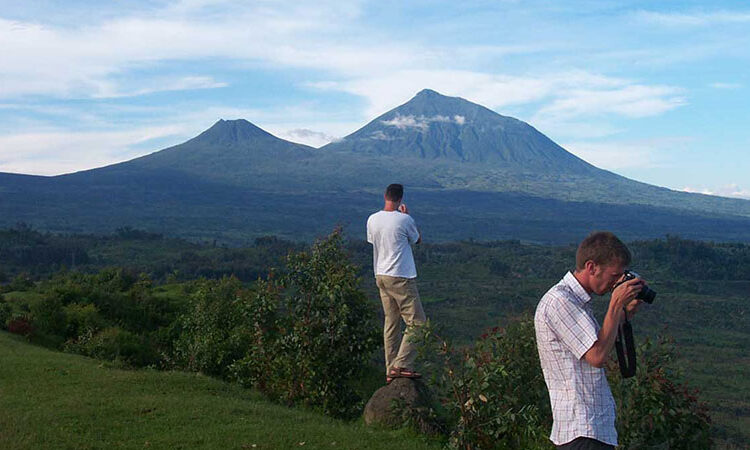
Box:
[366,210,420,278]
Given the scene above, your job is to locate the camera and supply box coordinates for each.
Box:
[615,270,656,304]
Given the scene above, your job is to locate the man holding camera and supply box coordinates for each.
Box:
[534,231,647,450]
[367,184,426,384]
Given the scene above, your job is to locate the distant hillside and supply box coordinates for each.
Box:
[2,89,750,243]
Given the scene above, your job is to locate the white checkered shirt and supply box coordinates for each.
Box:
[534,271,617,446]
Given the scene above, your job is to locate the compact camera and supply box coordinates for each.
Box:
[615,270,656,304]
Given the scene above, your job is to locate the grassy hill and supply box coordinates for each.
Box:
[0,331,440,450]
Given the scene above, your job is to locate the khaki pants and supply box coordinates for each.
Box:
[375,275,427,374]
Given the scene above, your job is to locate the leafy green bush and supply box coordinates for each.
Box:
[0,297,11,328]
[65,326,158,367]
[172,276,254,378]
[417,319,551,449]
[29,296,66,337]
[608,336,712,449]
[418,319,712,449]
[63,303,105,338]
[176,230,379,418]
[233,230,380,418]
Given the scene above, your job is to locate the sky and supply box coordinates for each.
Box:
[1,0,749,198]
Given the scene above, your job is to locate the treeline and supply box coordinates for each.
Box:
[3,225,750,285]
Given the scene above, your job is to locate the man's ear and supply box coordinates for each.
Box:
[584,260,597,275]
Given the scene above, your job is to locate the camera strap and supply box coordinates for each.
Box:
[614,311,637,378]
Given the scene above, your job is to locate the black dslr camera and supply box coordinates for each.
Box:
[615,270,656,304]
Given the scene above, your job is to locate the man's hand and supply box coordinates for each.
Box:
[398,203,409,214]
[610,277,642,313]
[583,277,643,368]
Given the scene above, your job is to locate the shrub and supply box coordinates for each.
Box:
[418,317,712,449]
[416,319,551,450]
[232,230,380,418]
[65,326,158,367]
[29,296,66,337]
[176,230,380,418]
[608,336,712,449]
[0,297,11,328]
[7,315,34,337]
[63,302,105,338]
[172,276,254,378]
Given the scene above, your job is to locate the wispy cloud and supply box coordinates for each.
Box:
[709,82,742,90]
[312,69,685,125]
[91,76,228,99]
[683,184,750,200]
[0,126,186,175]
[536,85,686,120]
[561,137,692,170]
[274,128,339,148]
[636,10,750,27]
[380,114,466,131]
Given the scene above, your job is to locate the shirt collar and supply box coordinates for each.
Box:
[563,271,592,305]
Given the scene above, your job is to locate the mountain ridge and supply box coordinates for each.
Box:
[2,88,750,243]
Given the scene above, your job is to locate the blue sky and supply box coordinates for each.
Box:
[1,0,748,198]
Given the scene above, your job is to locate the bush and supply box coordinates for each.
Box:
[176,230,380,418]
[29,296,66,337]
[418,317,712,449]
[0,297,11,328]
[172,276,254,378]
[7,315,34,337]
[232,230,380,418]
[63,302,105,338]
[608,336,712,449]
[65,326,158,367]
[416,319,551,449]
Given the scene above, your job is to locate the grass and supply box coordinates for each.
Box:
[0,331,442,450]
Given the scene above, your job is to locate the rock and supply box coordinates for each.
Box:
[363,377,433,428]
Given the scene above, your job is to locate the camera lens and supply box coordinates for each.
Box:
[637,286,656,304]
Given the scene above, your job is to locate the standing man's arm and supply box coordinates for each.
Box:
[399,203,421,244]
[583,278,643,368]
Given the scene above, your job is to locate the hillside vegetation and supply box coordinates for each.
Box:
[0,331,439,450]
[1,227,747,447]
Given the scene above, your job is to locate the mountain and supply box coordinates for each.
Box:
[2,89,750,244]
[325,89,597,173]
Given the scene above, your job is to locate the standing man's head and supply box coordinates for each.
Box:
[384,184,404,211]
[385,184,404,202]
[574,231,631,295]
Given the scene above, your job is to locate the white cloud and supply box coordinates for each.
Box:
[368,130,394,141]
[561,137,692,170]
[0,3,431,100]
[92,76,228,99]
[636,10,750,27]
[0,125,186,175]
[380,114,467,131]
[274,128,339,148]
[709,82,742,90]
[683,184,750,200]
[312,69,685,125]
[535,85,686,120]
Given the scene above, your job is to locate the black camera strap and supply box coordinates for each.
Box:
[614,311,637,378]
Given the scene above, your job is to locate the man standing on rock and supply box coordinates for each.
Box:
[367,183,426,384]
[535,231,646,450]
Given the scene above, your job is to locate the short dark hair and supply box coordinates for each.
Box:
[575,231,631,270]
[385,184,404,202]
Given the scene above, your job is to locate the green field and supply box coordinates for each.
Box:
[0,331,440,450]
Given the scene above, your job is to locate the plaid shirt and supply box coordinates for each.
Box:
[534,271,617,446]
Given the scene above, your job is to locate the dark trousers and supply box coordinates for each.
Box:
[556,437,615,450]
